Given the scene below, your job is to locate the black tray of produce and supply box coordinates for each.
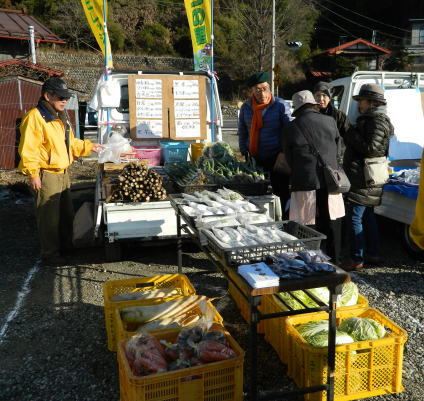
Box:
[201,221,326,266]
[176,182,219,194]
[218,180,271,196]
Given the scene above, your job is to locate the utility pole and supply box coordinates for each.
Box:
[271,0,276,93]
[28,26,36,64]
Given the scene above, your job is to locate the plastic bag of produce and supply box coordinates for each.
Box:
[125,332,168,376]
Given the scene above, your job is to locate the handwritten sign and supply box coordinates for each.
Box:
[136,120,163,139]
[136,99,162,119]
[173,80,199,99]
[136,79,162,99]
[174,100,200,119]
[175,119,201,138]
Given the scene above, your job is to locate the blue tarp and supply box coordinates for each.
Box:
[383,182,419,200]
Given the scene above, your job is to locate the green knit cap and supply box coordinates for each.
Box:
[246,72,270,88]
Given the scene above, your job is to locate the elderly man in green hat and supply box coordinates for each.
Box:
[238,71,292,214]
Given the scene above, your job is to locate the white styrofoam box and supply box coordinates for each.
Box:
[238,262,279,289]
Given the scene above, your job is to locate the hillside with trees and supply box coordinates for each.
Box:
[1,0,422,97]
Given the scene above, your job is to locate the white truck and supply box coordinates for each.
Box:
[329,70,424,252]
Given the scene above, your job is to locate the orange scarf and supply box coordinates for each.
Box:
[248,94,272,157]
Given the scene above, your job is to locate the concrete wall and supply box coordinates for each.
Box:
[36,50,193,100]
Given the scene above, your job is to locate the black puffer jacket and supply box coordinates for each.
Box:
[342,106,394,206]
[320,103,351,138]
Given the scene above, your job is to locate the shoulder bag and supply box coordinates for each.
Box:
[363,156,389,187]
[273,152,292,175]
[295,121,351,194]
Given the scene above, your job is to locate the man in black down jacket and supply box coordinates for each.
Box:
[282,90,344,263]
[341,84,394,271]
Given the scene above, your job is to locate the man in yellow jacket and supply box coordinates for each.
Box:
[18,77,103,265]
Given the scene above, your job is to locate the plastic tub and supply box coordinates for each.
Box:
[133,146,161,166]
[160,141,189,163]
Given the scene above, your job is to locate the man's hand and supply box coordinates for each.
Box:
[92,143,104,153]
[30,177,42,191]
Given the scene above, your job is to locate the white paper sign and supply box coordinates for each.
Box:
[175,119,201,138]
[136,99,162,118]
[173,80,199,98]
[174,100,200,119]
[385,89,424,160]
[136,79,162,99]
[136,120,163,139]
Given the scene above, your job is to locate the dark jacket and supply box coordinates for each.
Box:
[320,103,351,138]
[238,96,292,162]
[282,107,341,191]
[343,105,394,206]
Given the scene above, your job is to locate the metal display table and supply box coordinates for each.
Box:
[169,194,350,401]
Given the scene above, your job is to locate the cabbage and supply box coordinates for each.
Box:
[290,290,319,308]
[308,287,330,305]
[364,318,386,339]
[276,292,305,310]
[339,282,359,306]
[307,330,355,348]
[338,317,385,341]
[296,320,328,341]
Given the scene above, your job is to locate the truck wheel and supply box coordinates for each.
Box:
[403,224,424,260]
[105,241,122,262]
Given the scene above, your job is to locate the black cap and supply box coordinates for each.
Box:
[246,72,270,88]
[42,77,72,99]
[313,81,332,98]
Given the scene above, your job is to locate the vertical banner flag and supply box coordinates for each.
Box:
[184,0,212,71]
[81,0,113,68]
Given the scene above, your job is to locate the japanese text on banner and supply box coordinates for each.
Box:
[184,0,212,72]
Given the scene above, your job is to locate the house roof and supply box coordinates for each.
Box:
[320,38,392,56]
[0,58,63,80]
[0,8,65,44]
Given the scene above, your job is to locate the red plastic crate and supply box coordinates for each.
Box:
[133,146,161,166]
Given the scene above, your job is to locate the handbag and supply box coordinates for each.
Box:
[273,152,291,175]
[364,156,389,187]
[294,121,351,194]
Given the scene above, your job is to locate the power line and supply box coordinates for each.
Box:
[324,0,410,33]
[315,1,406,41]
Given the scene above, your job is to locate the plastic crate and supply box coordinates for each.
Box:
[227,282,266,334]
[202,221,326,266]
[261,293,369,365]
[285,307,407,401]
[176,183,219,194]
[117,328,245,401]
[103,275,196,351]
[133,146,161,166]
[115,299,224,346]
[160,141,189,163]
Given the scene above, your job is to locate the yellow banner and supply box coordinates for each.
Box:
[184,0,212,71]
[80,0,113,68]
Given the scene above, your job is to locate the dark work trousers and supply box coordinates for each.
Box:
[309,188,342,265]
[35,170,74,259]
[256,155,290,218]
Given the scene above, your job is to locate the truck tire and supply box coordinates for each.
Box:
[105,241,122,262]
[403,223,424,260]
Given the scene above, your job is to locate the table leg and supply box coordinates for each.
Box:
[176,214,182,273]
[327,285,341,401]
[249,295,261,401]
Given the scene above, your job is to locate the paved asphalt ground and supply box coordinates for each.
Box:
[0,128,423,401]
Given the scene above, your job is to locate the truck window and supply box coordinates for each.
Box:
[331,86,344,110]
[117,84,129,114]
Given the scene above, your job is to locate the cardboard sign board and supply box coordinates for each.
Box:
[128,74,206,141]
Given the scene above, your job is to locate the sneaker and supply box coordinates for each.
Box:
[41,255,67,266]
[340,259,364,271]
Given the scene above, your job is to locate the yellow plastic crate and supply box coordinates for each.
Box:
[262,293,369,365]
[285,307,407,401]
[228,281,266,333]
[103,275,196,351]
[117,327,245,401]
[115,299,225,346]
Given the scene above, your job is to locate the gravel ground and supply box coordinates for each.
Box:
[0,154,423,401]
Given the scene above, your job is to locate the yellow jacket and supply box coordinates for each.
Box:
[18,104,94,178]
